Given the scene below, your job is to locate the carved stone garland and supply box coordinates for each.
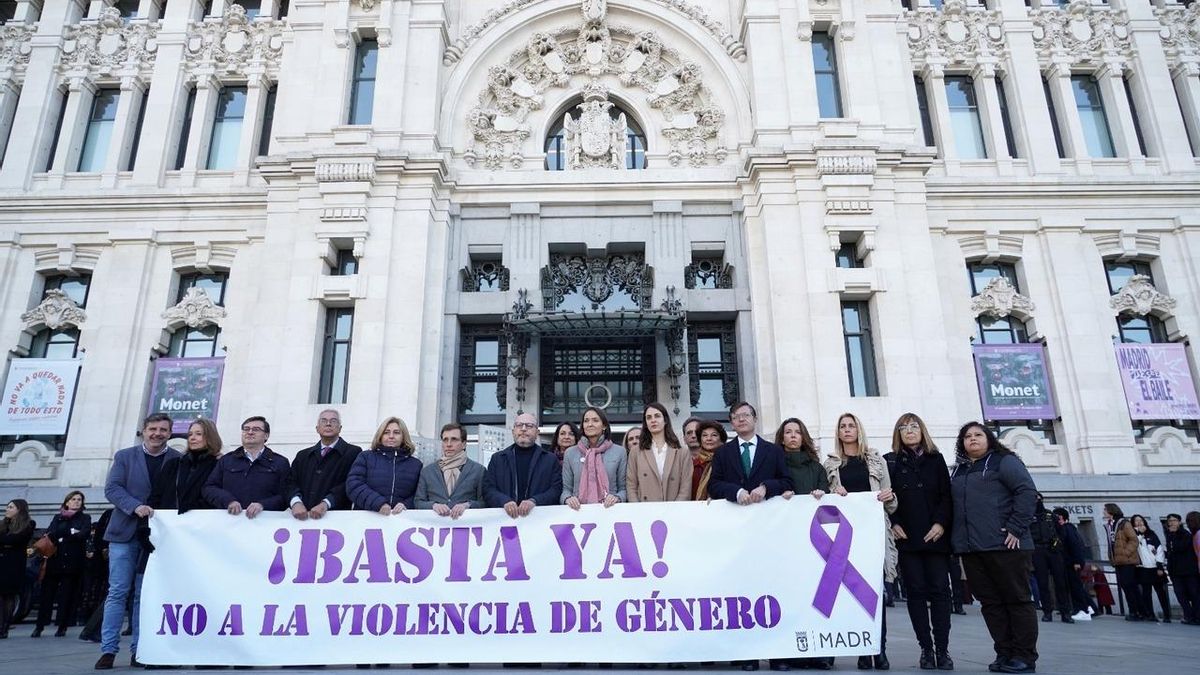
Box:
[1109,275,1177,318]
[540,253,654,311]
[466,5,727,169]
[0,22,35,80]
[21,290,87,331]
[162,287,228,330]
[58,7,159,80]
[1031,0,1131,67]
[184,5,286,78]
[1157,4,1200,71]
[970,277,1035,321]
[906,0,1007,69]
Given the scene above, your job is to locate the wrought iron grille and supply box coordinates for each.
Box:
[540,253,654,312]
[539,338,656,423]
[461,260,510,293]
[684,256,734,290]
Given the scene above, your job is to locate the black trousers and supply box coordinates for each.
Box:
[949,555,966,608]
[1064,563,1094,614]
[897,551,952,650]
[1115,564,1146,617]
[1031,548,1071,617]
[1172,574,1200,623]
[1136,567,1172,621]
[36,570,82,630]
[961,550,1039,666]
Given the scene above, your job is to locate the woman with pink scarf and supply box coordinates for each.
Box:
[561,407,627,509]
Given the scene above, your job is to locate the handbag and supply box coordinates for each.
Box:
[33,533,57,558]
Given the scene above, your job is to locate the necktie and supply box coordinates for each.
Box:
[740,442,752,475]
[320,446,332,458]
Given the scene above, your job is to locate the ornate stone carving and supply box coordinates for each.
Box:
[163,287,227,329]
[466,6,727,169]
[1157,4,1200,67]
[461,260,511,292]
[970,277,1035,320]
[817,155,877,175]
[1031,0,1131,66]
[683,258,734,290]
[443,0,745,65]
[540,253,654,311]
[21,290,87,330]
[562,82,627,169]
[315,161,376,182]
[1109,275,1177,317]
[0,22,35,77]
[184,5,286,78]
[58,7,159,79]
[906,0,1006,69]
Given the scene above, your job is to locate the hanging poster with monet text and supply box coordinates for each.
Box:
[147,358,226,433]
[973,344,1057,420]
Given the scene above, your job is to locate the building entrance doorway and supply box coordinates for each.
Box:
[539,337,655,424]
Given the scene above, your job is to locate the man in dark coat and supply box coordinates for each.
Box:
[1030,494,1073,623]
[1164,513,1200,625]
[707,401,792,506]
[203,416,290,517]
[285,409,362,520]
[483,412,562,518]
[1052,508,1096,620]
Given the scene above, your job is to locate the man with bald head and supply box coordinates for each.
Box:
[483,412,562,518]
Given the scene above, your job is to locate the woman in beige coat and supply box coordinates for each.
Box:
[823,412,898,671]
[627,402,692,502]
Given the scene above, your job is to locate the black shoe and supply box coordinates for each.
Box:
[770,663,791,672]
[997,659,1035,674]
[79,632,100,642]
[1040,613,1052,622]
[951,606,966,615]
[31,626,43,638]
[742,662,760,672]
[813,660,833,671]
[1125,614,1141,621]
[95,653,116,670]
[1060,615,1074,624]
[873,655,889,671]
[412,665,437,669]
[1163,618,1172,623]
[936,651,954,670]
[857,656,873,670]
[131,653,144,668]
[988,657,1006,673]
[55,627,67,637]
[919,649,936,670]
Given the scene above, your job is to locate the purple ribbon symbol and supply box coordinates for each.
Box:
[810,504,878,618]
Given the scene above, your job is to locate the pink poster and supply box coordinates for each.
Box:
[1114,343,1200,420]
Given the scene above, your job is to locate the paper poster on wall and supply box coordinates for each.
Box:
[1114,343,1200,420]
[0,358,82,435]
[972,344,1057,420]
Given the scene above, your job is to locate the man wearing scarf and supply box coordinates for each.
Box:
[415,423,486,518]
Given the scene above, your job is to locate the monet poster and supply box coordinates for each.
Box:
[147,358,226,433]
[972,344,1057,421]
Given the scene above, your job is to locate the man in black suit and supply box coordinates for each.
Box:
[286,409,363,520]
[483,412,562,519]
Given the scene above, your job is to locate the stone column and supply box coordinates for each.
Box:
[136,0,162,19]
[740,0,790,144]
[48,77,97,176]
[505,202,542,422]
[230,71,269,185]
[973,62,1013,168]
[1172,63,1200,157]
[400,0,444,152]
[99,76,146,187]
[998,0,1062,173]
[786,4,820,125]
[130,0,198,185]
[923,63,957,162]
[1046,61,1091,170]
[651,201,688,415]
[178,73,220,185]
[1095,60,1143,164]
[0,79,20,164]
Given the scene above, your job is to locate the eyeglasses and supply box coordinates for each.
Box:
[731,413,754,421]
[318,419,341,426]
[898,423,921,432]
[513,422,537,430]
[241,426,266,433]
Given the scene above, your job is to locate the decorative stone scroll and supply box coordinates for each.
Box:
[970,277,1035,321]
[466,3,727,169]
[184,5,286,78]
[58,7,159,80]
[315,161,376,183]
[21,290,87,331]
[906,0,1006,69]
[1109,275,1177,318]
[443,0,745,65]
[1157,4,1200,68]
[162,287,227,330]
[0,22,34,79]
[1031,0,1131,67]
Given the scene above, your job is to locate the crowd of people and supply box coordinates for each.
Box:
[1,404,1198,674]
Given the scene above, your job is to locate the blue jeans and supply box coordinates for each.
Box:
[100,540,142,655]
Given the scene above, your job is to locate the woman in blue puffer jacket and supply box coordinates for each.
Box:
[347,417,422,514]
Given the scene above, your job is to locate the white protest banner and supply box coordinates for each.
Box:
[0,358,82,434]
[139,495,885,667]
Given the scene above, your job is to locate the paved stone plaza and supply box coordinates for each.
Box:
[1,608,1197,674]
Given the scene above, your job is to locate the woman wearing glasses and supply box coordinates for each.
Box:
[347,416,422,515]
[883,414,954,671]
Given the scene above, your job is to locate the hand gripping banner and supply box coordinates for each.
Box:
[139,495,885,666]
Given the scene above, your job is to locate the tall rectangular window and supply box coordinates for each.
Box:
[178,272,228,305]
[1104,260,1168,344]
[206,85,247,170]
[318,308,354,404]
[997,77,1019,158]
[125,87,149,171]
[174,88,196,170]
[348,39,378,125]
[945,76,987,159]
[812,32,843,118]
[332,249,358,276]
[1042,77,1066,159]
[968,262,1028,344]
[841,301,879,397]
[1071,74,1115,158]
[258,85,276,157]
[835,243,862,269]
[914,76,934,147]
[458,325,507,422]
[77,88,120,172]
[31,274,92,359]
[1122,76,1148,157]
[687,322,739,419]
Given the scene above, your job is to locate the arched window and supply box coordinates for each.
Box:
[544,98,647,170]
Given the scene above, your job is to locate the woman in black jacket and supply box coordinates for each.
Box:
[149,418,223,513]
[0,499,35,638]
[33,490,91,637]
[885,413,953,671]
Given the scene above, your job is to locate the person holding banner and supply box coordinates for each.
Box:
[708,402,792,508]
[286,409,363,520]
[347,416,422,515]
[415,422,486,518]
[883,413,954,671]
[692,419,725,500]
[97,412,179,670]
[148,418,222,513]
[563,407,627,508]
[949,422,1038,675]
[484,412,563,518]
[823,413,897,671]
[626,402,690,503]
[204,416,290,518]
[33,490,91,639]
[777,417,829,500]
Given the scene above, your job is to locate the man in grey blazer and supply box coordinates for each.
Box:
[96,413,180,670]
[414,423,486,519]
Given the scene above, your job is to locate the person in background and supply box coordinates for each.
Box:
[97,412,179,670]
[623,427,642,455]
[1084,562,1115,616]
[682,416,702,460]
[77,508,112,643]
[286,409,362,520]
[562,407,627,509]
[949,556,968,615]
[1131,514,1170,622]
[1164,513,1199,625]
[552,422,580,466]
[1103,502,1143,622]
[0,499,35,639]
[949,422,1038,675]
[692,420,725,500]
[627,402,691,503]
[347,416,423,515]
[415,423,486,518]
[483,412,562,518]
[1050,508,1095,621]
[1030,494,1073,624]
[824,413,897,672]
[884,413,953,671]
[33,490,92,638]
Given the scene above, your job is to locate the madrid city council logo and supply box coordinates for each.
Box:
[795,631,809,653]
